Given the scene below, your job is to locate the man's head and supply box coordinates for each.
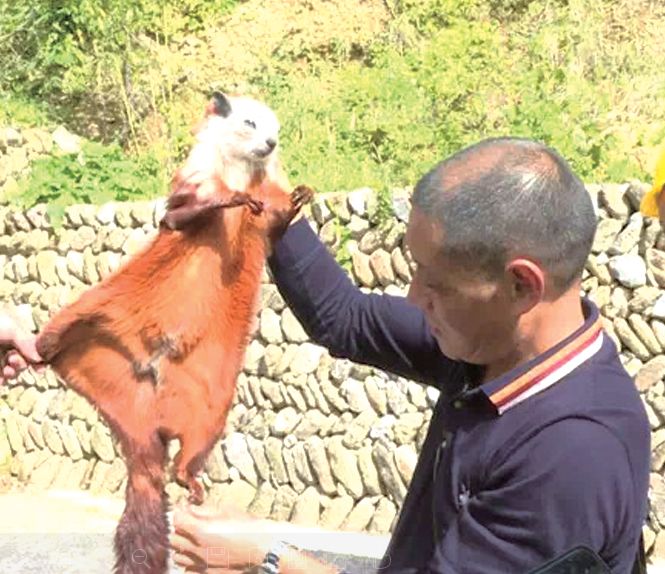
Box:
[406,137,596,366]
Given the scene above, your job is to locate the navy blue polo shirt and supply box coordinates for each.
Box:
[267,218,651,574]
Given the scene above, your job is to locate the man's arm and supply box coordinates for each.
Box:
[268,218,457,387]
[425,419,639,573]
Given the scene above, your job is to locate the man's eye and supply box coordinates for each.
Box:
[244,119,256,129]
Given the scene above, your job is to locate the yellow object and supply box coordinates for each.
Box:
[640,147,665,217]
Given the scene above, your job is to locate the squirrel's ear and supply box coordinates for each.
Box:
[209,91,232,117]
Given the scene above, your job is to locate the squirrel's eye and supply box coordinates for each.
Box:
[244,119,256,129]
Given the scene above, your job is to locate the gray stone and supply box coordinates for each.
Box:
[104,228,128,251]
[27,421,44,449]
[130,201,154,226]
[271,485,298,521]
[82,248,99,284]
[294,409,334,439]
[90,423,115,462]
[352,251,376,288]
[372,441,407,505]
[52,126,81,154]
[271,407,301,437]
[122,228,150,256]
[614,318,650,361]
[210,480,256,511]
[265,436,289,484]
[319,495,354,529]
[599,184,631,218]
[281,307,308,343]
[347,188,374,217]
[357,445,382,496]
[327,436,364,499]
[244,339,265,375]
[290,343,325,375]
[585,255,612,285]
[348,215,370,238]
[71,420,92,454]
[260,308,283,344]
[248,483,277,518]
[640,220,661,255]
[370,249,395,286]
[97,252,121,279]
[59,424,83,460]
[653,321,665,349]
[391,247,411,282]
[339,378,373,414]
[290,486,320,526]
[646,249,665,288]
[260,345,284,377]
[394,444,418,484]
[319,220,339,247]
[629,286,662,314]
[305,436,337,495]
[368,497,397,533]
[31,456,62,489]
[103,458,127,493]
[652,295,665,320]
[386,382,409,415]
[343,410,378,449]
[16,387,39,416]
[636,357,665,392]
[359,230,382,254]
[393,412,425,445]
[608,214,643,255]
[592,219,623,253]
[204,444,229,482]
[223,432,258,486]
[392,192,411,223]
[341,498,375,531]
[629,314,662,355]
[42,419,64,454]
[608,254,647,288]
[283,445,306,493]
[311,197,332,225]
[70,226,96,251]
[66,251,85,281]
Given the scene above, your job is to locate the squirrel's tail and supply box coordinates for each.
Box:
[113,437,170,574]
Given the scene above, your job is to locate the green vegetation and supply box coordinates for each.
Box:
[1,0,664,222]
[7,142,166,227]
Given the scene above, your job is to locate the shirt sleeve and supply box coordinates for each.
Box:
[267,218,457,387]
[426,418,638,574]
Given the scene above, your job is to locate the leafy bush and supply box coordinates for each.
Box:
[8,142,166,227]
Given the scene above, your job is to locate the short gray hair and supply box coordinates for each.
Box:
[411,137,597,293]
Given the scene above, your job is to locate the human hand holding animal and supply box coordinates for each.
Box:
[0,308,44,384]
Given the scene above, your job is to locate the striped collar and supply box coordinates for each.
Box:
[477,298,604,415]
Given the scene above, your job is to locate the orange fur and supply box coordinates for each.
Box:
[33,105,312,574]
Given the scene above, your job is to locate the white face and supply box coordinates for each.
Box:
[200,95,281,164]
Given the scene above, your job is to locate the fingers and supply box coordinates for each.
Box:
[12,336,44,364]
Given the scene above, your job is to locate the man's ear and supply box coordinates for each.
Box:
[506,258,545,312]
[209,91,232,118]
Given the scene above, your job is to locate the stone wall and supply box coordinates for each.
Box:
[2,126,665,563]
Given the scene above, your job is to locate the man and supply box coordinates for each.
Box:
[1,137,651,573]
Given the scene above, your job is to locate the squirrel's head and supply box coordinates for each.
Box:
[196,92,280,166]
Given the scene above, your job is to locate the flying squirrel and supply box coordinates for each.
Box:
[33,92,313,574]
